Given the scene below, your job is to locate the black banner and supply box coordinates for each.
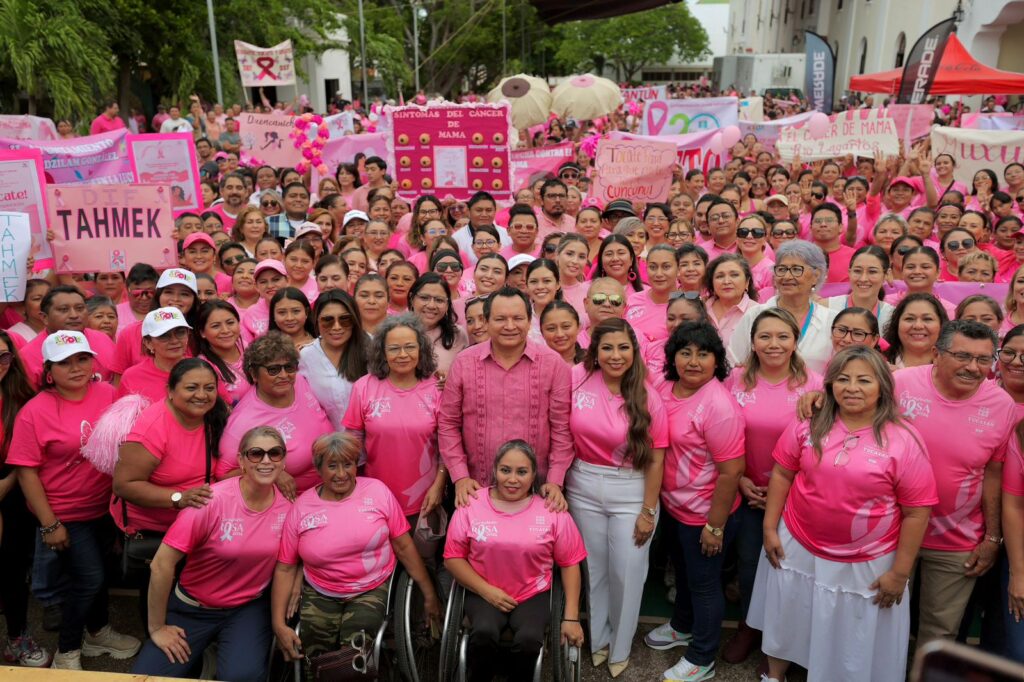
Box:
[804,31,836,114]
[897,18,956,104]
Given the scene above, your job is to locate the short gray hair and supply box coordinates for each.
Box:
[613,217,645,237]
[935,319,998,352]
[367,312,437,380]
[875,212,909,235]
[775,239,828,290]
[312,432,361,470]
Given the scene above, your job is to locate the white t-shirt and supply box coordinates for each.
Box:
[161,117,195,134]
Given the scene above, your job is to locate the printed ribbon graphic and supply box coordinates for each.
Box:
[255,57,278,81]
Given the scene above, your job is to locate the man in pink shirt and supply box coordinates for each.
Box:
[438,287,573,510]
[810,203,855,283]
[499,205,540,259]
[349,156,389,212]
[703,198,740,261]
[534,179,574,238]
[894,320,1016,643]
[210,173,248,225]
[89,100,126,136]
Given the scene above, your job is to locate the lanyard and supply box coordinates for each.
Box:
[799,303,815,340]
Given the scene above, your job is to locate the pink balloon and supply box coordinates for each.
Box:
[720,125,741,148]
[808,112,830,139]
[708,132,724,155]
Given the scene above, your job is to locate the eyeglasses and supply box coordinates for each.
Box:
[154,327,189,341]
[999,348,1024,365]
[434,262,463,272]
[773,264,806,277]
[590,293,625,307]
[559,171,579,179]
[473,238,498,248]
[419,208,441,216]
[812,218,838,226]
[707,213,732,223]
[242,446,287,463]
[544,193,567,200]
[831,325,872,342]
[0,352,12,367]
[833,434,860,467]
[385,343,419,356]
[261,362,298,376]
[771,229,797,238]
[736,227,766,239]
[319,314,353,329]
[222,255,247,266]
[939,348,995,366]
[415,293,448,306]
[946,238,975,251]
[666,231,692,240]
[646,215,669,223]
[261,201,280,209]
[424,228,447,237]
[129,288,156,299]
[810,192,826,200]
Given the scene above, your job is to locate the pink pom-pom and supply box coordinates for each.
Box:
[317,127,330,139]
[81,394,151,475]
[580,134,600,159]
[296,162,309,174]
[302,148,315,160]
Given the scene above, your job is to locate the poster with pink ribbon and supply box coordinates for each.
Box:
[386,103,513,202]
[0,149,51,264]
[0,129,134,185]
[234,40,296,87]
[511,142,574,190]
[127,133,202,214]
[238,113,302,169]
[47,184,177,274]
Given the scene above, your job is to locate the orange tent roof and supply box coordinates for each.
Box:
[849,34,1024,95]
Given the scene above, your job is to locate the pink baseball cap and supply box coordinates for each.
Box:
[182,232,216,250]
[254,259,287,278]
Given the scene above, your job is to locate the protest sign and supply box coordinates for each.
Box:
[0,129,134,185]
[0,149,51,263]
[0,115,58,141]
[234,40,296,87]
[962,113,1024,131]
[930,126,1024,186]
[47,184,176,274]
[128,133,202,214]
[591,137,676,203]
[739,97,764,122]
[0,213,32,301]
[311,132,390,188]
[884,104,934,146]
[738,112,815,151]
[609,130,725,176]
[776,109,899,162]
[238,113,302,168]
[323,112,355,139]
[511,142,574,190]
[622,85,667,103]
[387,103,513,201]
[642,97,739,136]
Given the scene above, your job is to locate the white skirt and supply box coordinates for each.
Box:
[747,520,910,682]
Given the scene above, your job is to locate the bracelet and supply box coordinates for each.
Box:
[40,520,62,536]
[561,619,579,623]
[986,534,1004,545]
[641,505,657,517]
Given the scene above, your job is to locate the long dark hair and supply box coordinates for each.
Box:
[313,290,370,382]
[582,318,653,470]
[196,300,242,386]
[593,233,644,291]
[0,331,34,463]
[269,287,315,338]
[169,358,230,461]
[883,292,949,362]
[408,273,458,350]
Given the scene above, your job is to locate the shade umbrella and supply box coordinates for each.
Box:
[551,74,622,121]
[486,74,552,129]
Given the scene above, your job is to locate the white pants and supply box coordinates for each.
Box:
[566,459,655,665]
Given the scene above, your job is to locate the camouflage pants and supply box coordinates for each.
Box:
[299,580,389,665]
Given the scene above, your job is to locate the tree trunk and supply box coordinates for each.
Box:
[118,61,133,124]
[26,95,36,116]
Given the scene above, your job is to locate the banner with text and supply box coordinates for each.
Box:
[739,97,764,122]
[0,213,32,301]
[609,130,725,176]
[128,133,202,214]
[47,184,176,274]
[898,18,956,105]
[323,112,356,139]
[884,104,935,146]
[311,132,391,188]
[642,97,739,136]
[0,149,50,262]
[234,40,296,87]
[738,112,815,151]
[511,143,575,190]
[0,129,134,185]
[804,31,835,114]
[622,85,667,103]
[591,137,676,204]
[238,113,302,168]
[777,109,898,161]
[0,116,58,141]
[386,103,513,202]
[930,126,1024,186]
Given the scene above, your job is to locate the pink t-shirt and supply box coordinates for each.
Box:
[118,400,211,533]
[773,419,938,562]
[201,353,251,406]
[163,477,292,608]
[724,367,823,487]
[217,374,332,493]
[1004,433,1024,497]
[569,364,668,468]
[443,490,587,603]
[624,290,669,347]
[240,299,271,341]
[21,328,118,387]
[656,378,746,526]
[277,478,409,597]
[116,356,171,403]
[702,240,738,262]
[561,282,588,321]
[341,375,441,515]
[116,300,141,332]
[895,365,1017,551]
[6,382,116,521]
[822,243,856,283]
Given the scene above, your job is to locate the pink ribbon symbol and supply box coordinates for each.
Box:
[255,56,278,81]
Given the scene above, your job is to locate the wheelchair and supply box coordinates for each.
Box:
[437,574,582,682]
[268,567,443,682]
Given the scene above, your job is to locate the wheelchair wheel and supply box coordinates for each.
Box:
[550,575,565,682]
[394,569,441,682]
[438,583,466,682]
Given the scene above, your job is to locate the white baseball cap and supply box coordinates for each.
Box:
[295,222,324,239]
[142,307,192,338]
[343,210,369,227]
[156,268,198,294]
[507,254,536,271]
[42,330,96,362]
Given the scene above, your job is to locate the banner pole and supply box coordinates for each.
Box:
[205,0,224,104]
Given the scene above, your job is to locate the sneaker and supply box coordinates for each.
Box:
[52,649,83,670]
[42,604,62,632]
[760,675,786,682]
[644,622,693,650]
[82,625,142,659]
[4,635,52,668]
[663,657,715,682]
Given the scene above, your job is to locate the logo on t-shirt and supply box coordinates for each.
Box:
[471,521,498,542]
[625,307,644,321]
[219,518,244,542]
[367,398,392,419]
[573,391,596,411]
[732,390,756,407]
[299,511,328,531]
[898,391,931,420]
[275,419,295,442]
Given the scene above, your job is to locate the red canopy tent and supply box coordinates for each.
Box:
[849,34,1024,95]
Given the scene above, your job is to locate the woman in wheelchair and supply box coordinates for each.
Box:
[132,426,293,682]
[270,431,441,676]
[443,439,587,681]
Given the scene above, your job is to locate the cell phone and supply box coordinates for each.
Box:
[911,640,1024,682]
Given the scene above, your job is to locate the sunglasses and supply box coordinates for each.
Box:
[736,227,766,239]
[222,255,247,266]
[1016,196,1024,203]
[896,245,915,256]
[318,314,353,329]
[946,238,975,251]
[261,362,298,376]
[543,243,558,254]
[559,171,580,179]
[242,446,287,463]
[771,229,797,238]
[261,201,280,209]
[434,262,463,272]
[590,293,624,307]
[129,288,156,299]
[669,291,702,301]
[810,192,825,200]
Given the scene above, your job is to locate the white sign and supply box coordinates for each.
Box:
[777,109,898,162]
[0,212,32,302]
[234,40,296,87]
[931,126,1024,186]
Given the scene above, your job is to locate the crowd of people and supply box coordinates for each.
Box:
[1,86,1024,682]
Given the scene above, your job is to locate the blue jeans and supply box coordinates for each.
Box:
[668,516,737,667]
[31,530,69,607]
[133,589,272,681]
[35,517,112,652]
[734,503,764,620]
[1002,554,1024,663]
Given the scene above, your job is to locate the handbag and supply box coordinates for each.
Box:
[307,631,376,681]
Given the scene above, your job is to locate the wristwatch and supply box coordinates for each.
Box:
[704,523,724,537]
[641,505,658,517]
[171,491,183,509]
